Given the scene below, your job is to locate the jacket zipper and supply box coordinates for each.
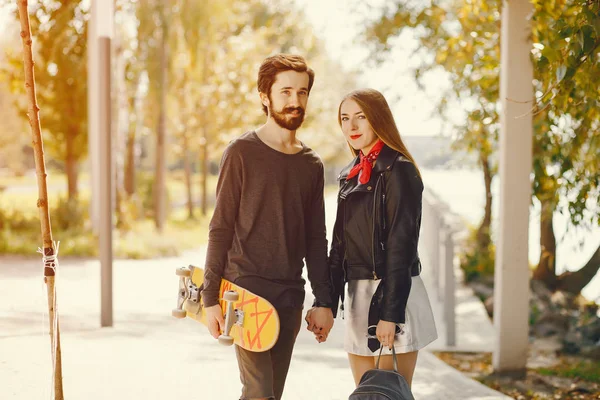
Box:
[340,181,349,319]
[340,180,350,281]
[371,175,380,280]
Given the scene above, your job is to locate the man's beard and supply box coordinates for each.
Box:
[269,102,305,131]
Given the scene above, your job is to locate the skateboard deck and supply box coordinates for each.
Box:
[172,265,280,352]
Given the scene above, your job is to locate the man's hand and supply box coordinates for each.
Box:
[205,304,225,339]
[305,307,334,342]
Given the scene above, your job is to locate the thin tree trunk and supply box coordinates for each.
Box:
[17,1,64,398]
[200,128,208,216]
[199,41,210,217]
[124,79,143,198]
[114,37,127,228]
[65,132,78,201]
[183,133,194,219]
[153,7,168,232]
[532,197,557,288]
[557,244,600,295]
[124,126,135,197]
[476,153,493,251]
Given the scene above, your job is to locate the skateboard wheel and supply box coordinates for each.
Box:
[176,268,192,277]
[218,335,234,346]
[223,290,239,302]
[172,309,187,319]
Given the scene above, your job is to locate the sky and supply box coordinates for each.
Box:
[0,8,8,32]
[292,0,462,137]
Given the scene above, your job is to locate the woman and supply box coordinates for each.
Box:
[328,88,437,387]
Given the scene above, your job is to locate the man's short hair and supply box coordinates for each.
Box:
[257,54,315,115]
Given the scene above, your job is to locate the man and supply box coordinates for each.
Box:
[201,53,334,400]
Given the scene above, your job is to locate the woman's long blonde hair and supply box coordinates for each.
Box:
[338,88,420,176]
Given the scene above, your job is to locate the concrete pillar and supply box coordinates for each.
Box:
[99,36,113,328]
[493,0,533,375]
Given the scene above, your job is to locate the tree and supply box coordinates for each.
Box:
[365,0,600,294]
[3,0,88,201]
[529,0,600,292]
[365,0,500,275]
[16,0,65,396]
[172,0,358,215]
[135,0,173,231]
[0,77,28,173]
[128,0,359,224]
[0,23,29,174]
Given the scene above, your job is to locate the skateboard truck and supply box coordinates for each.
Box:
[218,290,240,346]
[172,266,243,347]
[172,266,193,319]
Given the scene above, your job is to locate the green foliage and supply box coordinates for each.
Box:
[529,301,543,326]
[0,77,27,173]
[0,0,360,257]
[365,0,502,162]
[0,188,210,258]
[459,225,496,282]
[137,171,172,219]
[0,194,94,256]
[2,1,89,199]
[133,0,356,161]
[531,0,600,228]
[52,196,86,232]
[113,214,211,259]
[365,0,600,284]
[115,195,142,232]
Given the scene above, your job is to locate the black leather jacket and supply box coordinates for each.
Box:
[329,144,423,324]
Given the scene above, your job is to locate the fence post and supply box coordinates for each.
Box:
[444,229,456,346]
[429,206,442,301]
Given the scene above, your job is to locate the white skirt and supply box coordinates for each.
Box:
[343,276,438,356]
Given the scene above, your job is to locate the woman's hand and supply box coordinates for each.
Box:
[376,320,397,349]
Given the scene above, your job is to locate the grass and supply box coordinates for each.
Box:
[537,358,600,383]
[112,209,213,259]
[435,351,600,399]
[1,170,337,259]
[0,171,90,189]
[0,170,215,259]
[0,205,213,259]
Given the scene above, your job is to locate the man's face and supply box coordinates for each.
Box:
[263,70,310,131]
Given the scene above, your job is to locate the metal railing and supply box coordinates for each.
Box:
[421,189,464,347]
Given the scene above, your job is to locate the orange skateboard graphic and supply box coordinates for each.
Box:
[172,265,280,352]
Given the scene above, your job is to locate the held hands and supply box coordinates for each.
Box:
[205,304,225,339]
[305,307,334,343]
[376,320,401,350]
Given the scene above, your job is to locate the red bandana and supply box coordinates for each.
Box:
[346,140,385,184]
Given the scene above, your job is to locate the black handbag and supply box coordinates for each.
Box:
[348,346,415,400]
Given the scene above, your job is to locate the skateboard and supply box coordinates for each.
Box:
[172,265,280,352]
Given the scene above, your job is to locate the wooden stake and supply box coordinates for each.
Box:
[16,1,64,398]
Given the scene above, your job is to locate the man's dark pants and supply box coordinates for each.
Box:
[235,307,303,400]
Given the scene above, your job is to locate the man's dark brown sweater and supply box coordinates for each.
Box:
[201,131,333,310]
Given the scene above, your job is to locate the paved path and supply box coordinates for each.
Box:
[0,196,511,399]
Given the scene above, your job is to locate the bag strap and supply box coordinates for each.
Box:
[375,344,398,372]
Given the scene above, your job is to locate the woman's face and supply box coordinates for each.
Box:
[340,99,378,154]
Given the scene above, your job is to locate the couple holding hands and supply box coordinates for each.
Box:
[200,53,437,400]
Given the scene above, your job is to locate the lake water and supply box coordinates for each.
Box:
[421,168,600,305]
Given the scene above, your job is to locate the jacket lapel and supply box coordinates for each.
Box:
[338,145,400,199]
